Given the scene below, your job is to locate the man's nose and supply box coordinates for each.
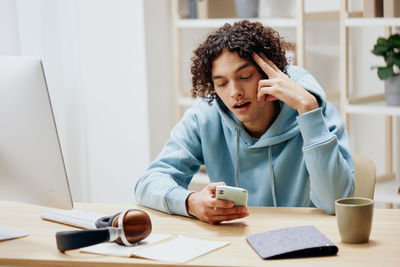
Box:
[230,82,243,98]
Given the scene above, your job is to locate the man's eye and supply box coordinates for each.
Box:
[240,74,253,80]
[217,82,227,87]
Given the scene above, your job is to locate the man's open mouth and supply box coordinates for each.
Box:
[234,102,250,109]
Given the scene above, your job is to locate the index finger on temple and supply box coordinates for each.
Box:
[252,52,276,77]
[260,53,280,72]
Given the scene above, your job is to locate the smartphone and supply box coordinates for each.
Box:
[216,185,248,207]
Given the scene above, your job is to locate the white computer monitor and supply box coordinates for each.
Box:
[0,56,73,209]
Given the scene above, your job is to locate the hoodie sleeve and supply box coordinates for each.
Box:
[296,105,355,215]
[134,107,204,217]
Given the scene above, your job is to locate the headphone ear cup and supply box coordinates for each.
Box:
[108,213,120,226]
[95,216,111,229]
[95,213,120,228]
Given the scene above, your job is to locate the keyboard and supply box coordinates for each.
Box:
[40,209,107,229]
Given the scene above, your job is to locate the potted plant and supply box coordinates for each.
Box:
[371,33,400,106]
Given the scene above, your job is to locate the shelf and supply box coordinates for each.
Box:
[304,11,339,21]
[375,179,400,205]
[346,101,400,116]
[340,0,399,207]
[177,18,297,29]
[178,11,341,29]
[345,18,400,27]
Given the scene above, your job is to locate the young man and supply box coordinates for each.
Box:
[135,20,354,224]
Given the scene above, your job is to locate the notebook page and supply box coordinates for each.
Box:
[81,234,170,257]
[130,234,230,263]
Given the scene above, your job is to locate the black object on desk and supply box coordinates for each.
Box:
[246,225,338,260]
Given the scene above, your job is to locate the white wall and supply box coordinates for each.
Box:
[143,0,175,160]
[74,0,150,202]
[0,0,151,203]
[0,0,19,54]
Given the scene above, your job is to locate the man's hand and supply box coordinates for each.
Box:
[252,53,319,115]
[186,182,249,224]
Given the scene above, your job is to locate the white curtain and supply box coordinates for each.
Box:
[1,0,151,202]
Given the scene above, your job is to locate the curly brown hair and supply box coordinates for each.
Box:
[191,20,288,104]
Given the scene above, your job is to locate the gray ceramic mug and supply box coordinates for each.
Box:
[335,197,374,244]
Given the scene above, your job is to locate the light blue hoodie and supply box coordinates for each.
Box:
[135,66,354,216]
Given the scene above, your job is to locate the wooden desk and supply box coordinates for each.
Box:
[0,201,399,266]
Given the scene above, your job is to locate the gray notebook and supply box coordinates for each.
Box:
[246,225,338,260]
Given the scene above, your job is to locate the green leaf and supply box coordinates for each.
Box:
[392,43,400,49]
[377,37,388,45]
[393,54,400,67]
[388,34,400,42]
[372,44,389,56]
[389,34,400,49]
[377,66,394,80]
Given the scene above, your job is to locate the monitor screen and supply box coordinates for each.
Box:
[0,56,73,209]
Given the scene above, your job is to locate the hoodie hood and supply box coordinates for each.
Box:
[215,65,327,148]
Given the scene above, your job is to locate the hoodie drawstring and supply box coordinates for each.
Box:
[269,146,277,207]
[235,129,240,187]
[235,128,277,207]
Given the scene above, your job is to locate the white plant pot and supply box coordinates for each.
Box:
[385,74,400,106]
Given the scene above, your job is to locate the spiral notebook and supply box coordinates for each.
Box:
[81,234,229,263]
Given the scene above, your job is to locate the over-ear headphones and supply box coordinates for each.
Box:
[55,209,152,253]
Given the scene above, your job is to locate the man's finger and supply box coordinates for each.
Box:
[213,206,248,214]
[211,199,235,208]
[252,52,276,77]
[257,86,279,102]
[258,78,277,88]
[257,93,278,102]
[207,181,226,191]
[260,53,281,73]
[265,95,279,101]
